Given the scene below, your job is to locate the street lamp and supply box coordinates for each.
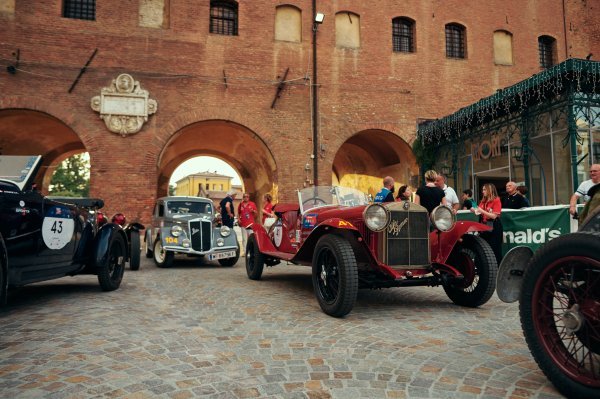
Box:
[311,9,324,185]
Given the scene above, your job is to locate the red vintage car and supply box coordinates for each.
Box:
[246,186,497,317]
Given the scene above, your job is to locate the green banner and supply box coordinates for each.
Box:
[456,205,574,255]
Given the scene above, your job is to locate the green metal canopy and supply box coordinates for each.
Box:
[417,58,600,145]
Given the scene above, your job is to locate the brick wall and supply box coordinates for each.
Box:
[0,0,595,223]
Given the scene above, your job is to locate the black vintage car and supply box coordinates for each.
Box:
[0,155,129,305]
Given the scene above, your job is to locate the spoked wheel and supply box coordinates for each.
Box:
[246,234,264,280]
[520,232,600,399]
[312,235,358,318]
[97,233,126,291]
[153,238,174,268]
[443,234,497,307]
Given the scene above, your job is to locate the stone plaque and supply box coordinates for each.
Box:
[91,74,158,136]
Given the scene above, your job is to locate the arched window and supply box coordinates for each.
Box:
[335,12,360,49]
[493,30,513,65]
[275,5,301,43]
[538,35,556,69]
[445,23,466,59]
[392,17,415,53]
[210,1,238,36]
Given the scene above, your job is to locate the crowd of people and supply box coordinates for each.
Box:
[205,163,600,262]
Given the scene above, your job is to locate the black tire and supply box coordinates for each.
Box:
[97,233,126,291]
[245,234,265,280]
[312,235,358,318]
[218,249,239,267]
[129,231,141,271]
[0,235,7,306]
[144,230,153,258]
[519,232,600,399]
[153,238,174,268]
[444,234,498,307]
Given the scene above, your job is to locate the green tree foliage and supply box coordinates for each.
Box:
[168,184,176,196]
[412,138,438,173]
[49,153,90,197]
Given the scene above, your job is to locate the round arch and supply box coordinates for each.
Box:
[332,129,418,198]
[0,109,87,193]
[157,119,278,208]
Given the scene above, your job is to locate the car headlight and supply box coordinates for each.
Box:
[220,225,231,237]
[216,238,224,246]
[431,205,455,232]
[170,225,183,237]
[363,204,389,232]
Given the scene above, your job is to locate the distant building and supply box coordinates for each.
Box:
[174,172,244,210]
[174,171,232,197]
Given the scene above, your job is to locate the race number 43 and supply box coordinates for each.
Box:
[42,217,75,250]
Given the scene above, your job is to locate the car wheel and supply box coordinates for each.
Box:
[312,235,358,318]
[97,233,126,291]
[153,238,174,268]
[246,234,264,280]
[519,232,600,399]
[444,234,497,307]
[218,249,239,267]
[144,230,153,258]
[129,230,141,271]
[0,235,7,306]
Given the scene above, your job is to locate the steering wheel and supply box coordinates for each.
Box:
[302,197,327,209]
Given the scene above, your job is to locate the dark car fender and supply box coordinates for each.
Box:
[124,222,145,233]
[91,223,128,270]
[430,221,492,263]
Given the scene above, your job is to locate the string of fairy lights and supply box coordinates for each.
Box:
[418,58,600,145]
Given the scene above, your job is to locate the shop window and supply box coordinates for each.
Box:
[493,30,513,65]
[335,12,360,49]
[445,23,466,59]
[538,35,556,69]
[210,0,238,36]
[139,0,170,29]
[275,5,301,43]
[63,0,95,20]
[392,17,415,53]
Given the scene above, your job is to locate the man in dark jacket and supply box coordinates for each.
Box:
[374,176,395,202]
[502,181,528,209]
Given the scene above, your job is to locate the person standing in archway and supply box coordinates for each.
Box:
[262,193,275,228]
[220,190,237,228]
[374,176,395,202]
[238,192,257,254]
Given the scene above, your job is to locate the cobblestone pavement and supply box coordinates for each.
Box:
[1,255,565,399]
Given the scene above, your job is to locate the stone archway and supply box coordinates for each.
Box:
[0,109,86,193]
[157,119,277,208]
[332,129,418,198]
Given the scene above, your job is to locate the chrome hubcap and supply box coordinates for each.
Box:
[562,304,584,334]
[320,265,327,286]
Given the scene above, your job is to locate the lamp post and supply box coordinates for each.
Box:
[312,5,324,186]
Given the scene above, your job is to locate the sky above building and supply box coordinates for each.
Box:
[169,156,242,186]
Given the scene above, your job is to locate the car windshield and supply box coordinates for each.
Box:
[167,200,212,215]
[0,155,42,191]
[298,186,369,212]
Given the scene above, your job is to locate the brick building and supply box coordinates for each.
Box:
[0,1,597,223]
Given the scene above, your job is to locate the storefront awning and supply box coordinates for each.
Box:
[417,58,600,145]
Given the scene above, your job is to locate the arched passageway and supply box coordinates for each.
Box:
[0,109,86,193]
[158,120,277,207]
[332,129,418,198]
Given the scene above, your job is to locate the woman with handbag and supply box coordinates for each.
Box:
[471,183,503,264]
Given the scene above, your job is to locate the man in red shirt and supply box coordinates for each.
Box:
[238,193,258,255]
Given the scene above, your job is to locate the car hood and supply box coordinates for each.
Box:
[170,214,213,222]
[305,205,367,224]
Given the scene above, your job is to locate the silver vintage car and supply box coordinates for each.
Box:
[144,196,240,268]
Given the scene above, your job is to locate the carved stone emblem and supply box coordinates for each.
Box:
[91,74,157,136]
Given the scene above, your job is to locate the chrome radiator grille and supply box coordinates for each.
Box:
[190,220,212,251]
[378,206,430,269]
